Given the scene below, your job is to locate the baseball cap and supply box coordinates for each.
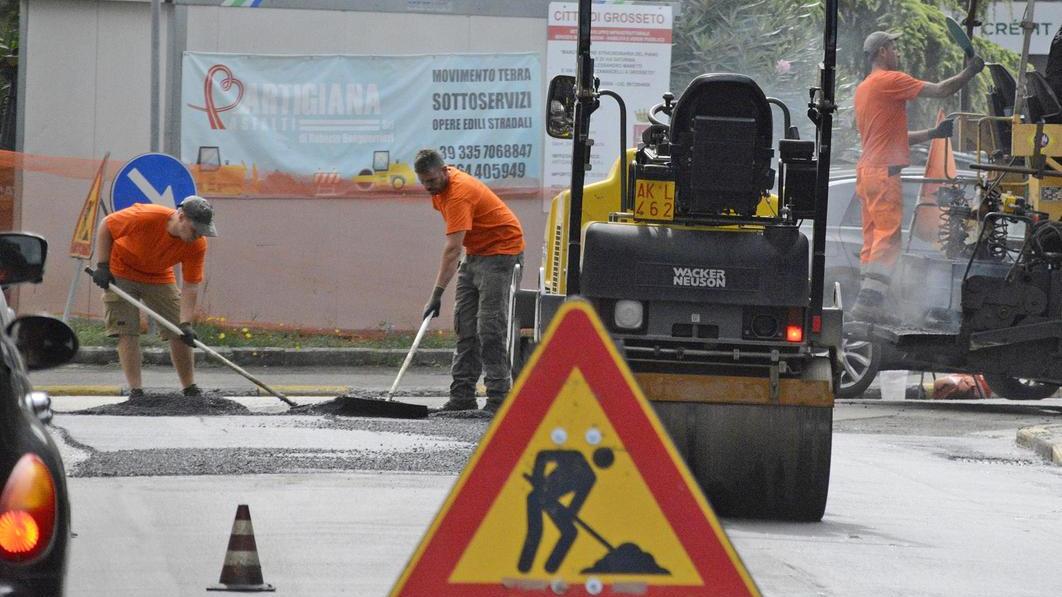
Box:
[179,195,218,238]
[863,31,901,56]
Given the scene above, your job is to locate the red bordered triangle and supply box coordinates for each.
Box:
[391,300,759,596]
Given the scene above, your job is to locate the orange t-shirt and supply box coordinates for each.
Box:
[106,203,207,284]
[432,167,524,256]
[855,69,926,168]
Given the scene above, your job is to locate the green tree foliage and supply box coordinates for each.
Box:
[0,0,17,151]
[670,0,1021,161]
[671,0,823,140]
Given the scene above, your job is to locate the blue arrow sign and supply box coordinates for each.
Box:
[111,153,198,212]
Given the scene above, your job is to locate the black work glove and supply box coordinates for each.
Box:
[178,322,198,347]
[422,286,445,319]
[930,118,954,140]
[91,262,114,289]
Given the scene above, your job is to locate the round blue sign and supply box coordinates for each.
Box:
[111,153,198,212]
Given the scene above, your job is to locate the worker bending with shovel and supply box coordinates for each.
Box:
[415,149,524,414]
[851,30,983,322]
[90,196,218,398]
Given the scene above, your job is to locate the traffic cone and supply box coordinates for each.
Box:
[207,504,275,592]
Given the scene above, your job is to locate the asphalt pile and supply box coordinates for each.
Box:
[582,543,670,574]
[287,388,446,416]
[74,391,251,416]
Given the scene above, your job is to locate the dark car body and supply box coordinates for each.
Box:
[815,169,968,307]
[808,169,990,396]
[0,352,70,596]
[0,233,78,596]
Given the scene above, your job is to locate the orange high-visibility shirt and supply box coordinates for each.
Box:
[106,203,207,284]
[432,167,524,256]
[855,70,926,168]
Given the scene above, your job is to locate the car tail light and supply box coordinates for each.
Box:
[0,454,57,562]
[786,325,803,343]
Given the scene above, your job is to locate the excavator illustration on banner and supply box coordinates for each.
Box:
[189,146,250,197]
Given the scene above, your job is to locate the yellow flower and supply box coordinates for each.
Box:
[217,333,226,339]
[241,327,249,333]
[244,332,252,339]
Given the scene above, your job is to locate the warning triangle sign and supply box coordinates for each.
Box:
[391,300,759,596]
[69,152,109,259]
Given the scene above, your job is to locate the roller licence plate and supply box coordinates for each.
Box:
[634,179,674,221]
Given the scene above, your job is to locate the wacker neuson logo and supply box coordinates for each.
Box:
[673,267,726,288]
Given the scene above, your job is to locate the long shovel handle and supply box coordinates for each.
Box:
[387,315,433,400]
[85,268,295,406]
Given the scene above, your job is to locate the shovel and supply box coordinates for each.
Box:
[85,268,296,407]
[316,315,431,419]
[388,315,433,399]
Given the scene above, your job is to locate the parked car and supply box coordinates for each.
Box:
[812,169,981,397]
[0,232,79,596]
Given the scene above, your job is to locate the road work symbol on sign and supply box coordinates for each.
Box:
[518,447,669,576]
[111,152,197,212]
[391,300,759,596]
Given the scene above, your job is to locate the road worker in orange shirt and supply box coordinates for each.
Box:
[851,31,983,322]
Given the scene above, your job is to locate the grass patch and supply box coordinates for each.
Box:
[68,318,457,350]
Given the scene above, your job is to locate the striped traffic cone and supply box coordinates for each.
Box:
[207,504,275,592]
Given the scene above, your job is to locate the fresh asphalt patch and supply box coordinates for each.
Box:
[70,446,479,477]
[54,410,491,478]
[429,409,494,419]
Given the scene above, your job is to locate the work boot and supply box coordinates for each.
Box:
[182,384,203,397]
[482,397,505,415]
[128,388,145,399]
[847,288,897,324]
[438,396,477,411]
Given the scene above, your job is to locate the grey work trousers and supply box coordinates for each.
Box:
[450,253,523,401]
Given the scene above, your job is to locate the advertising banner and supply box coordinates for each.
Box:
[181,52,541,197]
[980,2,1060,55]
[544,2,672,200]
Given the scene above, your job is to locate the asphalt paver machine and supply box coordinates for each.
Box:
[838,0,1062,401]
[510,0,843,520]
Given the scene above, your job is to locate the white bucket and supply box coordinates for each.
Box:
[878,370,908,401]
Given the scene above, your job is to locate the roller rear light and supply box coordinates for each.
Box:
[786,308,805,343]
[0,454,57,562]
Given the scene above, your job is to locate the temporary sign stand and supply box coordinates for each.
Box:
[62,152,110,322]
[391,300,760,596]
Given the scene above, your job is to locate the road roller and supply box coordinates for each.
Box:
[509,0,842,521]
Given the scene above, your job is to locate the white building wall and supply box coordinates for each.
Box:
[19,0,550,331]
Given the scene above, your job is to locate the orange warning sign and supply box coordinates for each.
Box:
[69,153,109,259]
[391,300,759,596]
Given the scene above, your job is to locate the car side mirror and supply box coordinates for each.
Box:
[6,315,79,370]
[546,75,576,139]
[0,233,47,286]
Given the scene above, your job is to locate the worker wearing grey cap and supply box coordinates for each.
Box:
[850,30,983,322]
[90,196,218,399]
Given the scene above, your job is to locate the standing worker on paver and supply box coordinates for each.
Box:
[851,30,984,322]
[90,196,218,398]
[415,149,525,414]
